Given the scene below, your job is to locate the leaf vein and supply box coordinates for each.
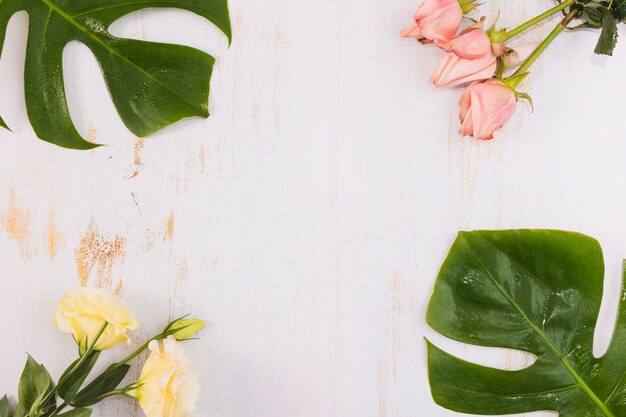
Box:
[39,0,207,117]
[465,240,616,417]
[71,1,158,18]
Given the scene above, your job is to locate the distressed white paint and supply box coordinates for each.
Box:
[0,1,625,416]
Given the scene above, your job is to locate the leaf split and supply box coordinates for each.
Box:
[427,230,626,417]
[0,0,231,149]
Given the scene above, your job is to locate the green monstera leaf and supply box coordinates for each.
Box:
[0,0,231,149]
[427,230,626,417]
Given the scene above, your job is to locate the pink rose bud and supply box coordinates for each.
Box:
[401,0,464,46]
[458,79,517,140]
[502,42,541,68]
[430,52,497,88]
[400,21,422,38]
[443,23,492,59]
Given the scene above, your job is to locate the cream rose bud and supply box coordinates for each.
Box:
[130,336,200,417]
[166,318,206,341]
[54,288,139,354]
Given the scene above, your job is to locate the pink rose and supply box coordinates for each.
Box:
[430,23,499,88]
[430,52,497,88]
[443,22,492,59]
[458,79,517,140]
[401,0,463,46]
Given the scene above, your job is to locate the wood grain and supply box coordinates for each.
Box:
[1,1,625,416]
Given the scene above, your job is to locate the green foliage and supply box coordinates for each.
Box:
[70,364,130,408]
[56,352,101,402]
[427,230,626,416]
[584,3,608,28]
[580,1,622,55]
[0,0,231,149]
[0,396,12,417]
[16,356,55,417]
[56,409,91,417]
[614,0,626,20]
[596,9,619,55]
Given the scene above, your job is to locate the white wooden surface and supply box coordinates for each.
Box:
[1,1,626,416]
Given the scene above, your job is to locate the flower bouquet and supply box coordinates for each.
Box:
[0,288,205,417]
[402,0,624,139]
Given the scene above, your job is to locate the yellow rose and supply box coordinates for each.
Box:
[130,336,200,417]
[54,288,139,354]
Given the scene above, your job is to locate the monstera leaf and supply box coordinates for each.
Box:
[427,230,626,417]
[0,0,231,149]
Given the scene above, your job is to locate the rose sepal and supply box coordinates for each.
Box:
[458,0,480,14]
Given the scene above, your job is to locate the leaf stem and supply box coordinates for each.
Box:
[47,402,68,417]
[71,322,193,404]
[39,323,109,410]
[117,339,153,366]
[500,0,575,42]
[77,389,128,406]
[511,10,576,79]
[72,333,167,402]
[102,321,192,371]
[467,247,617,417]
